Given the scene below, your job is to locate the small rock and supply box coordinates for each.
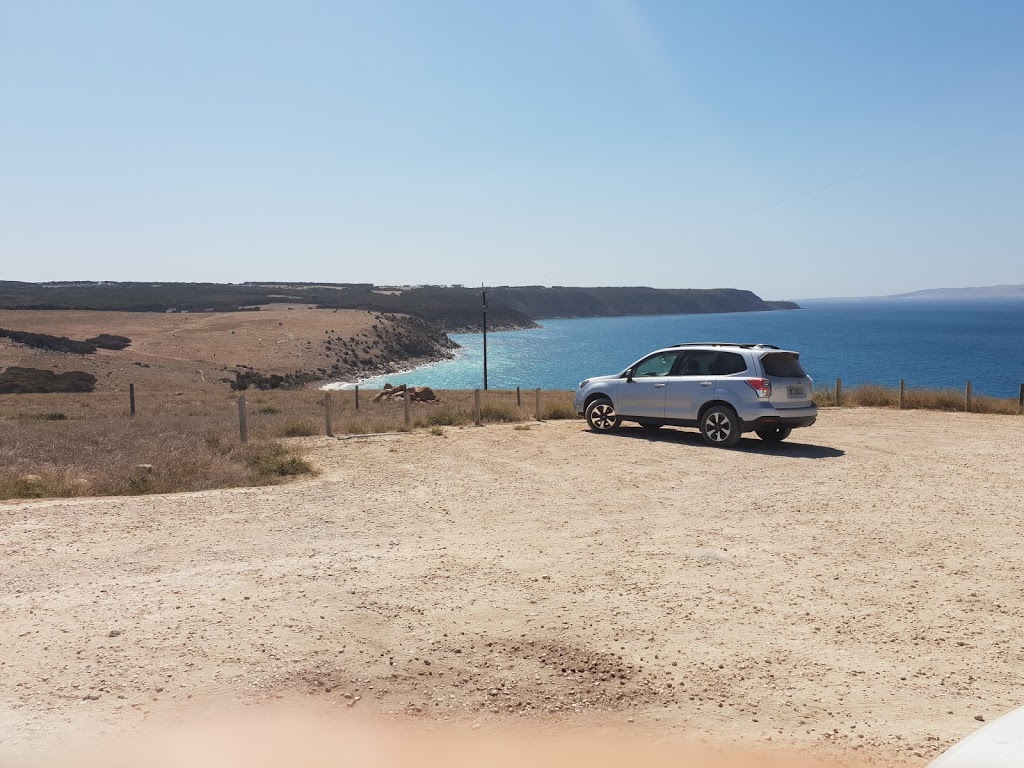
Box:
[108,629,122,638]
[975,715,985,722]
[627,717,635,723]
[135,464,154,473]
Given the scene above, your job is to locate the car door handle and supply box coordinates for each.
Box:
[654,383,666,388]
[700,381,713,387]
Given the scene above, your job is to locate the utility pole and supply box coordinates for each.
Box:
[481,285,488,390]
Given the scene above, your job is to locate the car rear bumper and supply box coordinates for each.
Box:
[742,413,817,431]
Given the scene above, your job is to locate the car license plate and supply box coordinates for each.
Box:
[788,386,804,397]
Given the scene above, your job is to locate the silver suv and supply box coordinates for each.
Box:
[573,342,816,447]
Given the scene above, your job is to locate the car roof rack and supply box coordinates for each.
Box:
[670,342,781,350]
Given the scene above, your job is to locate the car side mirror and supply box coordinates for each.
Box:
[626,369,634,383]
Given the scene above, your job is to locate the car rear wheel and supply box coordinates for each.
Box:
[585,398,621,432]
[756,426,792,442]
[700,405,741,447]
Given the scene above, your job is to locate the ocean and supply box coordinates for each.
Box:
[346,300,1024,397]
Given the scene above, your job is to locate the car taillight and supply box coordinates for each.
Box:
[746,378,772,398]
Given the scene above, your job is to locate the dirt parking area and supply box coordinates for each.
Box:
[2,409,1023,765]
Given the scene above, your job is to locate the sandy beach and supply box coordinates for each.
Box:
[2,408,1023,765]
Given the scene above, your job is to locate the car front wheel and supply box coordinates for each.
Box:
[700,405,741,447]
[585,398,621,432]
[755,426,792,442]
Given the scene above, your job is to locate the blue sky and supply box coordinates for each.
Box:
[1,1,1021,299]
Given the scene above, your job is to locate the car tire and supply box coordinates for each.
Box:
[755,426,792,443]
[700,405,741,448]
[585,397,621,432]
[639,422,663,431]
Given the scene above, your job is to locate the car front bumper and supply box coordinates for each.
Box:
[573,390,586,416]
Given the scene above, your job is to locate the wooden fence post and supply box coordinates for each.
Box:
[355,385,360,410]
[535,388,542,421]
[835,377,842,407]
[898,379,905,410]
[474,388,481,425]
[516,386,521,406]
[129,383,136,418]
[324,391,334,437]
[404,389,411,425]
[1019,383,1023,415]
[965,381,972,413]
[238,395,248,443]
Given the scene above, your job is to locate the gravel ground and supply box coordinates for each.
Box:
[2,408,1023,765]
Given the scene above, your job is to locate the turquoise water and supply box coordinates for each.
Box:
[350,300,1024,397]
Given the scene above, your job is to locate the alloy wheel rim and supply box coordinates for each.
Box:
[591,403,616,429]
[706,412,731,441]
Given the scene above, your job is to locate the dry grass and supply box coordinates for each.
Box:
[0,392,319,500]
[813,383,1023,414]
[0,388,578,500]
[332,389,577,433]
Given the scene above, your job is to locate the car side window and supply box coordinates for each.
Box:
[673,350,716,376]
[632,353,678,377]
[712,351,748,375]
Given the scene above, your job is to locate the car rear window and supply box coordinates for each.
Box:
[713,352,747,375]
[760,353,806,378]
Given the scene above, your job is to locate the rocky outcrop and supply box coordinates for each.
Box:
[315,314,457,382]
[370,383,439,403]
[227,367,317,391]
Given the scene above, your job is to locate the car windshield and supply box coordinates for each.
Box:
[760,353,806,378]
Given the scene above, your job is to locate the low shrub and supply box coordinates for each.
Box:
[0,367,97,394]
[904,388,968,412]
[813,383,1020,414]
[85,334,131,350]
[479,402,518,422]
[850,384,897,408]
[15,412,68,421]
[276,420,320,437]
[0,328,96,354]
[541,402,578,420]
[425,408,464,426]
[0,473,81,500]
[245,443,316,479]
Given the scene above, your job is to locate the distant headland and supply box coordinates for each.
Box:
[0,281,798,333]
[885,284,1024,301]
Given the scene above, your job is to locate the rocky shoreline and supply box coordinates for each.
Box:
[236,313,460,391]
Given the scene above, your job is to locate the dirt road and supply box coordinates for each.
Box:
[2,409,1023,765]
